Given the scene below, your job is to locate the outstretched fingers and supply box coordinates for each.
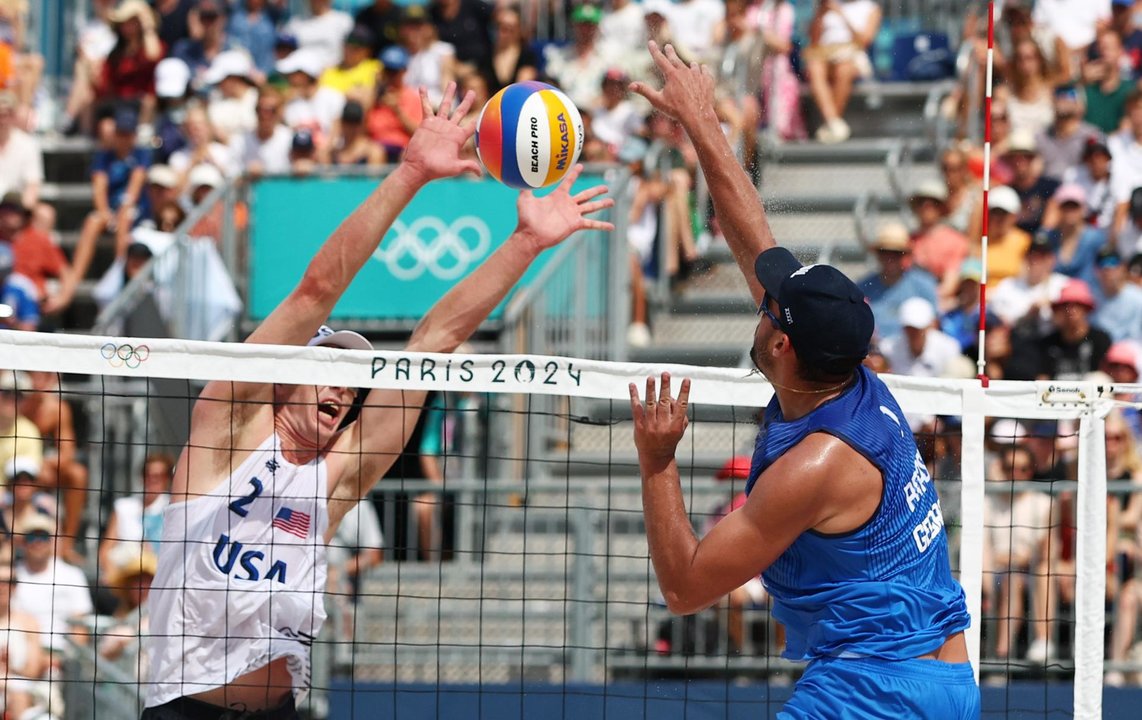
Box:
[628,383,645,423]
[436,81,457,117]
[577,198,614,216]
[557,163,584,193]
[572,184,609,204]
[419,86,433,118]
[451,88,476,122]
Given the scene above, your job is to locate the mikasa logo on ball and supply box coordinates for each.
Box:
[554,113,570,171]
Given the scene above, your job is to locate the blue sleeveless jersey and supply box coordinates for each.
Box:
[747,366,969,661]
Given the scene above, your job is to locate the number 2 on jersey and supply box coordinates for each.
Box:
[228,478,264,517]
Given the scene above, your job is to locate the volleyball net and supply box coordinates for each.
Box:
[0,329,1130,720]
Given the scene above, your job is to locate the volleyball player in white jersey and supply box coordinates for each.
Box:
[141,83,614,720]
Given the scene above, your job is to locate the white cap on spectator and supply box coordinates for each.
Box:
[147,164,178,189]
[910,179,948,204]
[16,512,56,536]
[988,185,1021,214]
[0,370,30,393]
[188,164,224,190]
[1005,129,1038,155]
[204,50,256,86]
[5,456,40,480]
[899,297,936,330]
[276,48,327,79]
[155,57,192,99]
[989,418,1028,443]
[643,0,674,19]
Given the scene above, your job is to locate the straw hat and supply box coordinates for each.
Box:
[107,544,158,603]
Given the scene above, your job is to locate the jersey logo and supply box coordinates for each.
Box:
[265,459,280,472]
[879,405,900,426]
[790,265,818,278]
[273,507,311,538]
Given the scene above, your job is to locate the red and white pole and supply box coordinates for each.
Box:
[976,1,995,387]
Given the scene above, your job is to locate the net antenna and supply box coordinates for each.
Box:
[976,1,996,387]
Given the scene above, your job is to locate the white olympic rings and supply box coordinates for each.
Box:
[372,216,493,281]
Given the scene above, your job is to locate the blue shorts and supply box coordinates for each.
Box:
[777,656,980,720]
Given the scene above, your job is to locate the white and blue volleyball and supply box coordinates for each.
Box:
[475,82,584,190]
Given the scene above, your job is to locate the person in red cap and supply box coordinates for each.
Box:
[627,41,975,718]
[1036,278,1112,379]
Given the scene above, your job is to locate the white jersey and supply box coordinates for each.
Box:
[144,434,329,708]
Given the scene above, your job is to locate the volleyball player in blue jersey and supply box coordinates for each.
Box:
[627,43,979,719]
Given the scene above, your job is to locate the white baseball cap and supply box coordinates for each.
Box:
[203,50,256,86]
[275,48,327,79]
[188,164,224,190]
[155,57,191,99]
[899,296,936,330]
[5,456,40,480]
[147,164,178,189]
[308,325,373,352]
[988,185,1022,214]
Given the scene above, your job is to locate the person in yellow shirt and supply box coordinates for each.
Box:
[319,25,381,107]
[0,370,42,488]
[985,185,1033,283]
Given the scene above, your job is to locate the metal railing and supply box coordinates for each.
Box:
[499,165,631,363]
[92,182,241,342]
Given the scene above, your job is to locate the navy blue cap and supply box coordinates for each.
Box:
[275,32,299,50]
[754,247,874,372]
[292,129,316,152]
[114,107,139,133]
[380,45,409,71]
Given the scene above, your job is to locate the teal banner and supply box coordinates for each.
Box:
[248,174,602,322]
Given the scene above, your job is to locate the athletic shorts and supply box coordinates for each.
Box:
[140,695,299,720]
[777,656,980,720]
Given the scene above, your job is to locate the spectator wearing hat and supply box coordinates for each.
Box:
[857,221,938,339]
[227,0,279,77]
[487,5,539,93]
[1,457,55,540]
[985,185,1034,283]
[1062,138,1115,229]
[97,544,157,666]
[185,164,226,239]
[1101,339,1142,444]
[1047,183,1107,289]
[284,0,354,70]
[1093,247,1142,341]
[204,50,259,145]
[319,25,381,107]
[0,91,41,210]
[1037,85,1104,181]
[0,192,67,304]
[265,32,300,92]
[939,258,1001,355]
[231,87,293,177]
[289,128,320,176]
[545,4,614,111]
[324,100,386,168]
[354,0,402,56]
[91,0,164,133]
[12,513,94,662]
[278,46,346,143]
[991,232,1070,330]
[1005,129,1062,235]
[0,372,41,489]
[1037,278,1112,379]
[432,0,496,76]
[880,297,963,426]
[367,45,424,160]
[170,0,234,92]
[400,4,456,107]
[1084,29,1132,135]
[150,57,192,165]
[48,108,151,315]
[908,179,970,302]
[167,104,237,188]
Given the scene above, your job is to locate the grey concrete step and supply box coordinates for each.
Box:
[764,137,937,165]
[762,163,938,200]
[41,137,96,185]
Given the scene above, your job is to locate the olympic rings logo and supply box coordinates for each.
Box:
[373,216,492,281]
[101,343,151,369]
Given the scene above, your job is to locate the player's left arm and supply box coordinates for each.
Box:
[630,373,877,614]
[332,166,615,506]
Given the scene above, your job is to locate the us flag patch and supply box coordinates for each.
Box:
[273,507,310,538]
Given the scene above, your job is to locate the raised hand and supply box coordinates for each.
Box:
[629,372,691,465]
[403,82,483,184]
[629,41,717,130]
[515,164,615,253]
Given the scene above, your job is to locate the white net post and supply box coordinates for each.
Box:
[1075,408,1109,719]
[960,388,987,680]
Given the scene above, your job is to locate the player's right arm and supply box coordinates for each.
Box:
[631,41,775,306]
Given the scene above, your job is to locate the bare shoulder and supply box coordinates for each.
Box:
[172,394,276,500]
[749,433,881,535]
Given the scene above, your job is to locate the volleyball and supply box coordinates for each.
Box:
[475,81,584,190]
